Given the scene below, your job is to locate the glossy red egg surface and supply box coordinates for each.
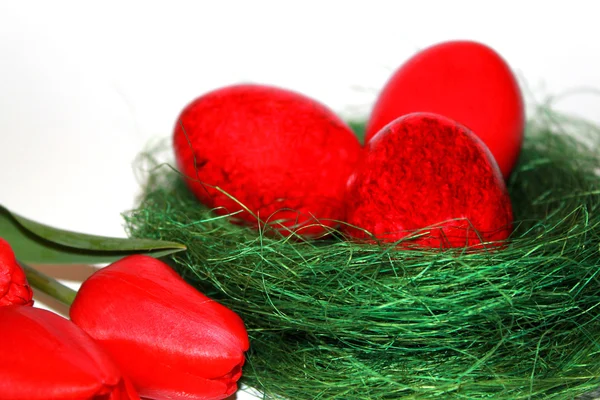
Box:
[366,40,525,179]
[345,112,513,248]
[173,84,362,237]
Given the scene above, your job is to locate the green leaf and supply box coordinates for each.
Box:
[0,204,186,264]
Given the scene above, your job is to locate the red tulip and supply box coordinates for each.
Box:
[0,305,140,400]
[0,237,34,307]
[70,255,250,400]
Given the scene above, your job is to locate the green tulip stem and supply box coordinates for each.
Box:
[20,262,77,306]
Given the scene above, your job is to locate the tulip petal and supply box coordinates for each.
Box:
[108,376,140,400]
[0,237,34,307]
[70,255,249,400]
[0,305,140,400]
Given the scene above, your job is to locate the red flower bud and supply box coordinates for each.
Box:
[70,255,250,400]
[0,238,34,307]
[0,305,140,400]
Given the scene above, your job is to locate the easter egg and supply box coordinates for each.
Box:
[366,40,525,179]
[173,84,362,237]
[345,112,513,248]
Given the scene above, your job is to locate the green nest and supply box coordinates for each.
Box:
[125,109,600,399]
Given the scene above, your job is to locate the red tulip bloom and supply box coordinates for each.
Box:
[70,255,250,400]
[0,305,139,400]
[0,237,34,307]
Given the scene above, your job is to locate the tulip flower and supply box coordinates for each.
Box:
[0,305,140,400]
[70,255,250,400]
[0,237,34,307]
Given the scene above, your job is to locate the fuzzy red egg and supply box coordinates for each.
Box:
[366,40,525,179]
[173,84,362,237]
[345,112,513,248]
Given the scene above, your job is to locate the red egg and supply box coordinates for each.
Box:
[345,112,513,248]
[366,40,525,179]
[173,84,362,237]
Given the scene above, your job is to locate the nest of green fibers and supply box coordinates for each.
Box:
[124,109,600,400]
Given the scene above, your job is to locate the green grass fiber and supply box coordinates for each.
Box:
[124,109,600,399]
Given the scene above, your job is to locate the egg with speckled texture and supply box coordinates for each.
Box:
[173,84,363,237]
[366,40,525,179]
[345,112,513,248]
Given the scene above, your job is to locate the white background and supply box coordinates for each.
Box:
[1,1,599,398]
